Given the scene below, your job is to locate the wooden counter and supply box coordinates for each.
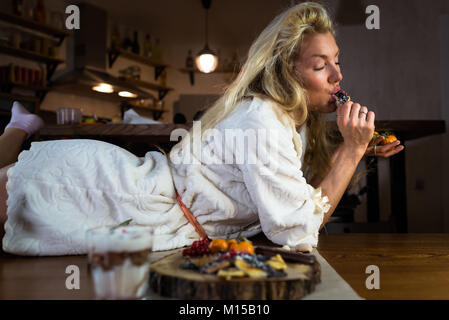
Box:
[39,121,445,140]
[39,123,191,154]
[1,234,448,300]
[317,233,449,299]
[39,123,191,140]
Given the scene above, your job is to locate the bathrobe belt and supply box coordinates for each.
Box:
[175,189,208,239]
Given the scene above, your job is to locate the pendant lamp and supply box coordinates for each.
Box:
[195,0,218,73]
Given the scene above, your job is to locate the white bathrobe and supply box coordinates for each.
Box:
[2,97,330,256]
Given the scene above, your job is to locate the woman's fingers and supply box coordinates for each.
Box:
[380,141,404,157]
[366,110,375,126]
[358,106,368,119]
[367,140,404,158]
[337,100,352,121]
[337,100,376,151]
[349,103,361,120]
[338,101,374,124]
[383,145,405,158]
[369,136,384,147]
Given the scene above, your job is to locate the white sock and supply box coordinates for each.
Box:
[5,101,44,139]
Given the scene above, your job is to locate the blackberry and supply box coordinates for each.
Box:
[334,89,351,105]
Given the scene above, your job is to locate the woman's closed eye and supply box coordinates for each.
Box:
[313,62,341,71]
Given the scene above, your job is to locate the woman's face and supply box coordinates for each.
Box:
[294,32,343,113]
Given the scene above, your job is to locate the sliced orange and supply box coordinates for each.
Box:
[227,239,238,247]
[381,135,398,145]
[235,241,255,255]
[209,239,229,253]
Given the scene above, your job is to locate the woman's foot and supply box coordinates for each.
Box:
[5,101,44,139]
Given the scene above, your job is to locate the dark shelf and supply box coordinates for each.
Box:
[0,91,40,103]
[121,77,173,100]
[0,80,48,102]
[39,123,187,139]
[0,10,71,45]
[0,44,64,65]
[107,48,169,81]
[1,81,48,92]
[108,48,168,68]
[0,11,71,109]
[0,44,64,82]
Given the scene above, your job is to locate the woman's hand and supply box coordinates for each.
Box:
[336,101,375,156]
[365,136,405,158]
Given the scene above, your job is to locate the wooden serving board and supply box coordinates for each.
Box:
[149,252,321,300]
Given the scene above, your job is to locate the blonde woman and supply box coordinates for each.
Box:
[0,2,403,256]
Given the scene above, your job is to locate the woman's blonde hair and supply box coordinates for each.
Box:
[199,2,334,130]
[172,2,361,189]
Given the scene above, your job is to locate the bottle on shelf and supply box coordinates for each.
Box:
[111,24,121,50]
[152,38,163,63]
[143,34,152,58]
[12,0,24,16]
[131,31,140,55]
[23,0,34,20]
[185,49,194,69]
[159,69,167,87]
[122,29,132,52]
[34,0,46,24]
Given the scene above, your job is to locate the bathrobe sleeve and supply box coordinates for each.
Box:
[238,109,331,248]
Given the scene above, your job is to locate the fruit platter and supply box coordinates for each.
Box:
[149,237,321,300]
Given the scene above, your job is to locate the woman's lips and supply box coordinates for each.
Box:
[330,87,341,101]
[331,87,341,94]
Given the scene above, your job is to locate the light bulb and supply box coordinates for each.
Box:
[195,53,218,73]
[92,83,113,93]
[118,91,137,98]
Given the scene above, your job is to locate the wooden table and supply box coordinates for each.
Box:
[317,233,449,300]
[1,234,448,300]
[39,123,191,154]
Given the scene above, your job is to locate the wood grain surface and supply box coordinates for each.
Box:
[1,234,449,299]
[39,120,445,141]
[39,123,191,137]
[317,233,449,300]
